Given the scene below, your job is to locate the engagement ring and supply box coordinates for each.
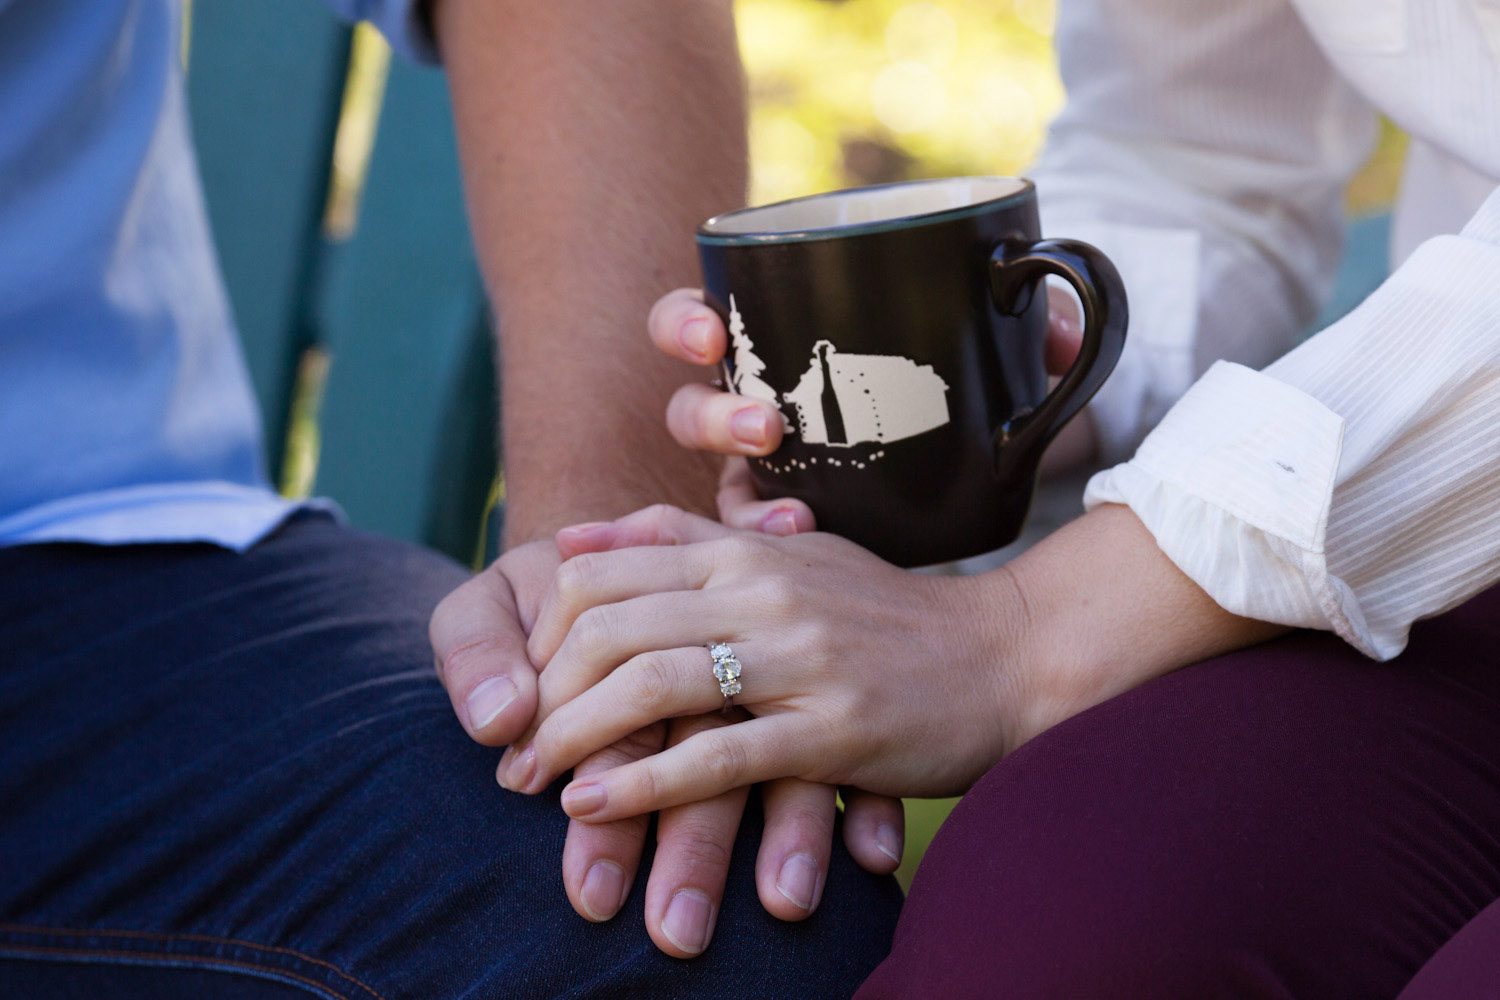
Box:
[707,641,742,712]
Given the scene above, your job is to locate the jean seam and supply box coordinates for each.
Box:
[0,923,389,1000]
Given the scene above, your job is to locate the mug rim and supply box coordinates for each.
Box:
[697,176,1034,246]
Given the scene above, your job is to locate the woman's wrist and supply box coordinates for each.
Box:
[976,504,1288,755]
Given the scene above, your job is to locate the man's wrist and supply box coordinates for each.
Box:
[501,449,721,549]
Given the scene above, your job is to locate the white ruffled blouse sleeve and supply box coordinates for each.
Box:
[1086,188,1500,660]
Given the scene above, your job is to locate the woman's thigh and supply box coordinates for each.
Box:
[1396,892,1500,999]
[858,588,1500,1000]
[0,515,902,999]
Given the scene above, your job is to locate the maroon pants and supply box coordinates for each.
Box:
[857,587,1500,999]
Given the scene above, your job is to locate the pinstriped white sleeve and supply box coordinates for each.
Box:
[1085,186,1500,660]
[1032,0,1377,464]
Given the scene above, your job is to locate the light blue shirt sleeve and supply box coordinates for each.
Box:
[0,0,343,550]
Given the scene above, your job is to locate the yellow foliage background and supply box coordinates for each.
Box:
[738,0,1401,215]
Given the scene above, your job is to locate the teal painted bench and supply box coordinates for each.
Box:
[186,0,499,567]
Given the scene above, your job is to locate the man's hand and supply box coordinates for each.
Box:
[432,541,903,957]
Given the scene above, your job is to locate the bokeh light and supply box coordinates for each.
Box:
[739,0,1064,206]
[736,0,1399,215]
[885,3,959,67]
[871,61,948,134]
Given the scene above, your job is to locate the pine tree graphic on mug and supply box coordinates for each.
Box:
[727,295,792,432]
[727,295,950,449]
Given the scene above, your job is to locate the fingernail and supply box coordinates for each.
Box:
[1055,312,1081,337]
[775,853,821,911]
[662,889,715,955]
[562,781,607,817]
[875,823,903,865]
[581,861,628,921]
[505,746,536,792]
[559,521,610,539]
[761,506,800,536]
[465,676,518,733]
[730,407,769,447]
[679,316,712,361]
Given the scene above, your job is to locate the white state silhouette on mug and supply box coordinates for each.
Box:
[727,296,951,449]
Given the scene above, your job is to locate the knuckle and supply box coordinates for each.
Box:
[700,734,750,787]
[641,503,686,544]
[612,721,669,761]
[530,722,565,763]
[428,592,460,645]
[668,712,731,744]
[437,633,506,680]
[668,393,706,447]
[573,604,619,654]
[627,759,668,809]
[769,800,835,841]
[825,710,869,761]
[660,818,734,873]
[755,575,799,619]
[690,398,717,446]
[714,483,743,512]
[629,651,678,708]
[800,616,837,657]
[554,553,601,605]
[642,502,681,526]
[428,574,489,648]
[579,722,668,772]
[715,534,767,569]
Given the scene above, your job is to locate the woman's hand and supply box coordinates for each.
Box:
[498,505,1029,822]
[500,502,1288,825]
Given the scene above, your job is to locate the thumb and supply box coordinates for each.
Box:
[1044,283,1083,376]
[717,457,816,536]
[429,545,554,746]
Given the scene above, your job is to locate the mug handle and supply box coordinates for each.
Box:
[987,238,1128,489]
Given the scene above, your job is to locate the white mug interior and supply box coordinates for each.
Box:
[700,176,1027,236]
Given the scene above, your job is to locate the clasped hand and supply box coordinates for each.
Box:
[499,505,1027,821]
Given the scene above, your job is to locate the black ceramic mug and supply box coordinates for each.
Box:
[697,176,1127,567]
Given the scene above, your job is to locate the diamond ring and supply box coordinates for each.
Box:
[707,642,742,712]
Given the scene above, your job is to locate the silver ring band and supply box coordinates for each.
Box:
[708,641,742,712]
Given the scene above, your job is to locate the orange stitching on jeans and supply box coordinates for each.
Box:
[0,943,359,999]
[0,924,389,1000]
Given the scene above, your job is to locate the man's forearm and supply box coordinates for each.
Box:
[435,0,742,545]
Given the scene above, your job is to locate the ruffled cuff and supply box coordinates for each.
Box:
[1083,361,1393,659]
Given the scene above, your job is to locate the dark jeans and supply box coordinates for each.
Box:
[0,513,902,999]
[858,584,1500,998]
